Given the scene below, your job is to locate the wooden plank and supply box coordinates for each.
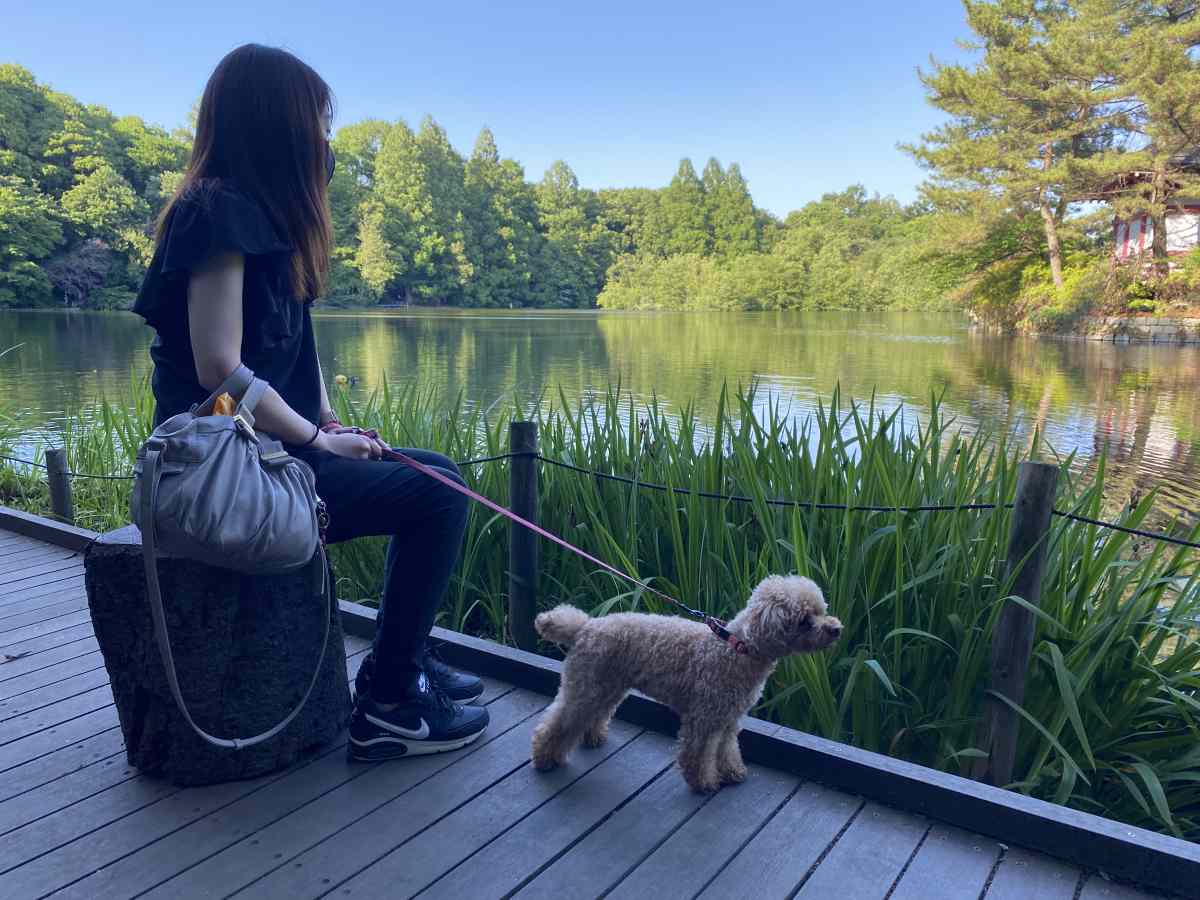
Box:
[0,705,119,773]
[0,766,178,875]
[335,725,653,899]
[794,803,928,898]
[0,726,125,802]
[69,687,542,900]
[0,666,109,723]
[343,632,372,657]
[430,734,687,899]
[0,750,131,837]
[0,635,100,683]
[1,642,372,850]
[606,767,802,900]
[0,535,42,553]
[344,604,1200,899]
[0,609,92,649]
[0,572,85,608]
[0,650,104,701]
[890,824,1002,900]
[0,589,88,623]
[221,697,567,900]
[0,557,85,588]
[0,506,98,551]
[513,765,708,899]
[1078,875,1167,899]
[0,545,77,567]
[4,759,304,898]
[697,783,863,899]
[0,622,95,665]
[985,846,1082,900]
[0,541,78,561]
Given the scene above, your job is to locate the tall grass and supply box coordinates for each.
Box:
[1,379,1197,839]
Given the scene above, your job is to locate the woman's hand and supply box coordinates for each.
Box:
[316,430,381,460]
[321,424,392,457]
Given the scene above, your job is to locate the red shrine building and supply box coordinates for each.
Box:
[1108,152,1200,264]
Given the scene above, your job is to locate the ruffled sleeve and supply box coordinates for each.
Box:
[133,181,292,328]
[159,182,291,276]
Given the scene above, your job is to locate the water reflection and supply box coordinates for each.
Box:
[1,308,1197,523]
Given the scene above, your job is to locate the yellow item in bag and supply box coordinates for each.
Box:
[213,392,235,416]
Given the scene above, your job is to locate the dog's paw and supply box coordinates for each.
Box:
[531,753,561,772]
[720,764,748,785]
[683,773,721,794]
[582,728,608,749]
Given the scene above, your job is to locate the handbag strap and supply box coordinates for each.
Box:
[194,364,256,417]
[138,447,333,750]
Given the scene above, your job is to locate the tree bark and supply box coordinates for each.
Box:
[1150,162,1170,280]
[1040,200,1065,289]
[1040,145,1064,289]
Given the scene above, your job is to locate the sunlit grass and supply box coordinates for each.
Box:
[1,378,1197,839]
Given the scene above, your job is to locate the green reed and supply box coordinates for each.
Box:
[1,379,1197,839]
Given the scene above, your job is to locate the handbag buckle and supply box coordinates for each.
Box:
[232,413,260,443]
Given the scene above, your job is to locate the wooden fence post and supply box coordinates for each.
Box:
[45,448,74,526]
[508,422,539,651]
[971,460,1060,787]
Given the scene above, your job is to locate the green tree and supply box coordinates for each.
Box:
[648,158,711,256]
[596,187,659,256]
[534,160,615,307]
[463,128,541,307]
[910,0,1122,288]
[0,176,61,307]
[705,160,761,257]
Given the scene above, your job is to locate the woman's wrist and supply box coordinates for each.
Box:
[319,408,339,427]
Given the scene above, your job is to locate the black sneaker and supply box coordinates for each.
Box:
[354,647,484,705]
[422,644,485,703]
[348,672,489,762]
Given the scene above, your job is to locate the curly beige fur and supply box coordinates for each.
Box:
[530,575,842,793]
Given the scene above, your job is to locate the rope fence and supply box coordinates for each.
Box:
[2,443,1197,551]
[5,422,1192,797]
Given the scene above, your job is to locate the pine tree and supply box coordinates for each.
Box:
[910,0,1123,288]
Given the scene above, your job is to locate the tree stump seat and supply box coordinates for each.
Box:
[84,525,351,786]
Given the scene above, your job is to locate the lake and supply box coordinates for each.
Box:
[1,308,1198,525]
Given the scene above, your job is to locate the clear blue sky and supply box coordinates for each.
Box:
[3,0,972,217]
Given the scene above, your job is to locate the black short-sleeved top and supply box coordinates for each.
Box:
[133,180,322,429]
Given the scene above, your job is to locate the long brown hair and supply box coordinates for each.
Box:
[158,44,333,300]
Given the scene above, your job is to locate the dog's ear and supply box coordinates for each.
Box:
[741,576,797,656]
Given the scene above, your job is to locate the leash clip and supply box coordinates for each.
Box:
[707,616,749,655]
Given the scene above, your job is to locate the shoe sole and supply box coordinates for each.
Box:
[353,686,484,705]
[347,725,487,762]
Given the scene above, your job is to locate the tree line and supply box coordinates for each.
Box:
[2,0,1197,321]
[0,63,954,312]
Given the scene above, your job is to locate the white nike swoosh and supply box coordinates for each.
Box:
[365,713,430,740]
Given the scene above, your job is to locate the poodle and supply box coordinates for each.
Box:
[530,575,842,793]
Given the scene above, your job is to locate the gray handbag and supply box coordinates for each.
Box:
[131,364,332,750]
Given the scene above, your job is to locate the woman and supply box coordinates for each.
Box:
[134,44,488,761]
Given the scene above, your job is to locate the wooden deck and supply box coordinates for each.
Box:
[0,524,1184,899]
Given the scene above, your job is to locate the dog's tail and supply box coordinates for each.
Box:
[534,604,591,646]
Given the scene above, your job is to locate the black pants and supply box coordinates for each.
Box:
[298,447,469,702]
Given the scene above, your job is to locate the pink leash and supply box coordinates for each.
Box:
[329,425,748,653]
